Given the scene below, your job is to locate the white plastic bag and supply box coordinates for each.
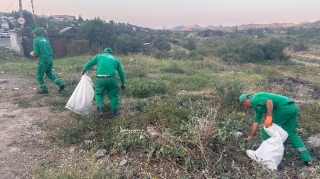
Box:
[246,124,288,170]
[66,74,94,115]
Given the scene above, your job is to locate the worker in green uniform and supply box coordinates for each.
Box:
[239,92,311,167]
[81,48,125,116]
[31,27,65,94]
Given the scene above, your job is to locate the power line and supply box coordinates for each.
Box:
[3,0,15,12]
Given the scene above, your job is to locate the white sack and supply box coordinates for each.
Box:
[246,124,288,170]
[66,74,94,115]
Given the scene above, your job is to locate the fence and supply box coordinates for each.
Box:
[23,37,67,59]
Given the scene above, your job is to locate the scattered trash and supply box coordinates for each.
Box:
[30,132,39,137]
[14,88,19,90]
[230,131,243,137]
[33,88,37,90]
[235,131,243,137]
[1,71,4,74]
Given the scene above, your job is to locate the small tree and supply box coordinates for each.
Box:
[262,38,286,60]
[183,38,196,51]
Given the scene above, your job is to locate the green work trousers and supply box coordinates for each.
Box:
[94,77,119,112]
[261,104,311,162]
[37,59,63,91]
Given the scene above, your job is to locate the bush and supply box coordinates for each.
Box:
[171,49,188,60]
[126,78,167,98]
[262,38,287,60]
[239,42,264,62]
[213,79,244,110]
[188,51,204,61]
[160,63,185,73]
[137,98,190,129]
[293,42,309,52]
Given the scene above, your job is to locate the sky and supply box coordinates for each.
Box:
[1,0,320,29]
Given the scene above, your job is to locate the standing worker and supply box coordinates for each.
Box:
[81,48,125,116]
[239,92,312,168]
[30,27,65,94]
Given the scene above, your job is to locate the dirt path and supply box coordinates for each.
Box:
[0,75,74,179]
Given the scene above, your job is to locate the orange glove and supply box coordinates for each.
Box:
[246,135,253,141]
[264,116,272,128]
[30,51,35,57]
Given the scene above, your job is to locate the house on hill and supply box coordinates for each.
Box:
[53,15,75,22]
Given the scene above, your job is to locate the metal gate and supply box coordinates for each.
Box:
[23,37,67,59]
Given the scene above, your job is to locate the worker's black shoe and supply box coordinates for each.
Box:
[59,84,65,92]
[113,110,119,117]
[37,90,48,94]
[98,108,104,115]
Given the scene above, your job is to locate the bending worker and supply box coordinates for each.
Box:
[81,48,125,116]
[31,27,65,94]
[239,92,311,167]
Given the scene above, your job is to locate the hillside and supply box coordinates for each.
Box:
[0,46,319,178]
[171,21,315,31]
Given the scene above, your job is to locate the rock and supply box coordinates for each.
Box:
[119,159,128,166]
[94,149,107,159]
[307,134,320,147]
[0,79,8,83]
[83,140,92,145]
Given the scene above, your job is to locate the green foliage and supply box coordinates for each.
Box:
[116,34,142,55]
[183,75,208,90]
[188,51,204,61]
[171,49,188,60]
[299,102,320,135]
[262,38,287,60]
[127,99,148,111]
[76,18,116,48]
[212,79,244,110]
[216,36,288,63]
[161,74,208,91]
[126,78,167,98]
[152,37,171,51]
[197,29,224,37]
[293,42,309,52]
[239,42,264,62]
[183,38,196,51]
[154,50,170,59]
[111,128,150,152]
[137,98,190,130]
[160,63,185,73]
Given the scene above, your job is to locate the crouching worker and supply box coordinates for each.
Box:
[81,48,125,116]
[239,92,312,168]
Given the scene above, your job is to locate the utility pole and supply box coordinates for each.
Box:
[30,0,35,23]
[19,0,24,28]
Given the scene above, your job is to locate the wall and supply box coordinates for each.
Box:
[10,32,24,55]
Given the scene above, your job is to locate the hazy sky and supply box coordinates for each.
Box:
[2,0,320,29]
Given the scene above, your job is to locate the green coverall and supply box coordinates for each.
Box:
[33,35,64,91]
[81,50,125,113]
[251,92,311,162]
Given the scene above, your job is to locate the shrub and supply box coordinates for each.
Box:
[212,79,244,110]
[137,98,190,129]
[160,63,185,73]
[188,50,204,61]
[126,78,167,98]
[293,42,309,52]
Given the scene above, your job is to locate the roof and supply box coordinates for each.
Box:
[59,27,77,34]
